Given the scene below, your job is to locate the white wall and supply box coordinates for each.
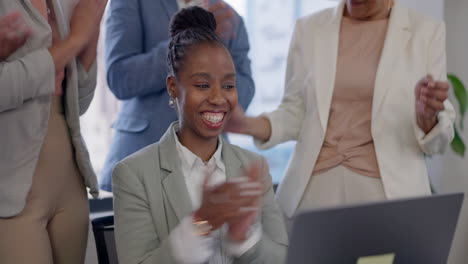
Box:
[436,0,468,263]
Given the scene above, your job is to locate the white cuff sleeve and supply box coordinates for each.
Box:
[169,216,214,264]
[414,108,454,155]
[224,223,262,257]
[253,113,279,150]
[415,119,443,145]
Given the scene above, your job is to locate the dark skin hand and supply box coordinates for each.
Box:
[194,161,264,240]
[227,162,264,242]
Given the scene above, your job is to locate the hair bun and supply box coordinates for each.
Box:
[170,6,217,38]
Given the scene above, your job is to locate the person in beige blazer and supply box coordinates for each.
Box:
[113,6,288,264]
[0,0,106,263]
[227,0,456,224]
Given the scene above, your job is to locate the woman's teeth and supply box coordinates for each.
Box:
[202,112,224,123]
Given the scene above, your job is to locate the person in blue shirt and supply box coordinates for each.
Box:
[101,0,255,191]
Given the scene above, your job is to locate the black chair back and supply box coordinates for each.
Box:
[92,215,118,264]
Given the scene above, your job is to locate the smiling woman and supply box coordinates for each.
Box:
[167,42,238,153]
[166,7,238,149]
[111,6,288,264]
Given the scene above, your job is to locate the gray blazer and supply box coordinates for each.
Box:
[113,123,288,264]
[0,0,99,217]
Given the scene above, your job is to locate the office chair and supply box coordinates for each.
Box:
[92,215,118,264]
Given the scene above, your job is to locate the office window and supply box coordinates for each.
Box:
[80,0,337,184]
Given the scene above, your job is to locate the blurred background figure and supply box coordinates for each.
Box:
[100,0,255,191]
[226,0,455,227]
[0,0,106,263]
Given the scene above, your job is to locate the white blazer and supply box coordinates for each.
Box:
[257,0,456,218]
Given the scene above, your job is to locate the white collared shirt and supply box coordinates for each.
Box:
[168,126,262,264]
[175,128,226,210]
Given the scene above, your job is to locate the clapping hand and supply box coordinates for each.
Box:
[187,0,239,40]
[227,162,264,242]
[208,1,239,40]
[0,12,31,61]
[194,161,264,238]
[415,74,449,133]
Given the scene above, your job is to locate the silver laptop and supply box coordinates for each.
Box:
[287,193,464,264]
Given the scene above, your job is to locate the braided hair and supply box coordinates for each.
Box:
[167,6,223,77]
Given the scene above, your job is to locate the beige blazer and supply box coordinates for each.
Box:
[0,0,98,217]
[112,123,288,264]
[258,0,456,218]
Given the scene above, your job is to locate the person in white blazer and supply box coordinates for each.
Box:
[226,0,455,224]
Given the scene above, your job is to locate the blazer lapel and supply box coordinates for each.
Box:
[160,0,178,20]
[20,0,48,27]
[159,126,193,222]
[158,125,244,222]
[372,1,411,121]
[314,1,345,131]
[50,0,69,39]
[221,139,242,180]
